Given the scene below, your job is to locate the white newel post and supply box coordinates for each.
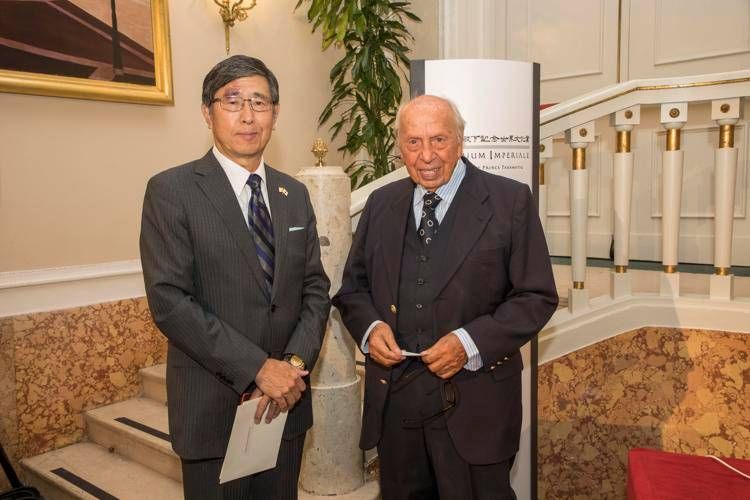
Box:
[610,106,640,299]
[659,103,687,298]
[296,166,370,497]
[710,98,742,300]
[565,122,595,312]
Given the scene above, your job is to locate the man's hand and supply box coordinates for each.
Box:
[248,387,282,424]
[368,323,405,367]
[421,333,468,379]
[255,358,309,412]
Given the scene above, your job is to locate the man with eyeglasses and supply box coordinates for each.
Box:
[140,55,331,500]
[334,95,558,499]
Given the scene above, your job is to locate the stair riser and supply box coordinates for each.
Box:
[86,417,182,483]
[142,375,168,404]
[21,466,88,500]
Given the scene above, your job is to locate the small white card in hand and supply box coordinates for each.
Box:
[401,350,423,357]
[219,397,288,484]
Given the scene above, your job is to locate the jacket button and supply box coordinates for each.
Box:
[379,378,388,385]
[503,356,510,361]
[490,365,496,371]
[415,303,423,310]
[390,304,397,314]
[271,304,277,312]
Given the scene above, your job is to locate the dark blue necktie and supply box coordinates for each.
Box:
[418,192,442,246]
[247,174,274,298]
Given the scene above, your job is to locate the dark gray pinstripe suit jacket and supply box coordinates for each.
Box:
[140,150,331,459]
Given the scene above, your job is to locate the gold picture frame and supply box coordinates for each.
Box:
[0,0,173,105]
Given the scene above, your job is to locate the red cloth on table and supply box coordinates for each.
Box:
[627,448,750,500]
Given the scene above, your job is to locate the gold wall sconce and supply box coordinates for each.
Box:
[212,0,257,54]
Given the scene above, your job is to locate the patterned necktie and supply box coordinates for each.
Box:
[247,174,274,298]
[418,192,442,246]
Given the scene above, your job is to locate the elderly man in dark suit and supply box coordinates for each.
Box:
[333,95,558,499]
[140,55,331,500]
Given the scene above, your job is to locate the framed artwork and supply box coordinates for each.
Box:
[0,0,173,105]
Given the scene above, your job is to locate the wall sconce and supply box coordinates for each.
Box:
[212,0,257,54]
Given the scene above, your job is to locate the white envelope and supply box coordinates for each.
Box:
[219,397,288,484]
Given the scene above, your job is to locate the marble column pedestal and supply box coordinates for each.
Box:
[296,166,375,498]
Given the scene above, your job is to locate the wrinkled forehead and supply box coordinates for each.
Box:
[400,101,457,134]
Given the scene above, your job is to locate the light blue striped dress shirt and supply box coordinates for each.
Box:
[361,158,483,371]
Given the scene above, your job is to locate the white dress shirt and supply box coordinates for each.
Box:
[212,146,272,224]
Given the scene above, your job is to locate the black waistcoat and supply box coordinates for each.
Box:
[395,191,462,352]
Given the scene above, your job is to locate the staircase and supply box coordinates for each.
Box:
[21,365,181,500]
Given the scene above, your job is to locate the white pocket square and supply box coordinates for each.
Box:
[289,226,304,232]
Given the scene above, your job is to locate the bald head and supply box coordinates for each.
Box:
[396,95,466,142]
[396,95,465,191]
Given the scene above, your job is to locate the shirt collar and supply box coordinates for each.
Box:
[212,146,267,198]
[413,157,466,203]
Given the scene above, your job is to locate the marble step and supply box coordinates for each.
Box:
[85,397,181,482]
[140,363,167,404]
[21,441,182,500]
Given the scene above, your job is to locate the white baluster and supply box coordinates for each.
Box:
[709,98,742,300]
[610,106,640,299]
[659,103,687,298]
[565,122,595,312]
[539,137,553,235]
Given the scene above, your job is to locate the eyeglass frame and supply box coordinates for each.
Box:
[401,378,458,428]
[210,95,276,113]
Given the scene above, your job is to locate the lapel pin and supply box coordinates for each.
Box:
[278,187,288,196]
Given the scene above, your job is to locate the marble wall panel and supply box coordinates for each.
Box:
[5,297,166,460]
[0,317,17,490]
[538,327,750,500]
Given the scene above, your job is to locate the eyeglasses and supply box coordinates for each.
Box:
[211,95,273,113]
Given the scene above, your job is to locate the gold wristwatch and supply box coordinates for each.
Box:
[284,353,306,370]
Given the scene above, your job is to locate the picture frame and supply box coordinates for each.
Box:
[0,0,173,105]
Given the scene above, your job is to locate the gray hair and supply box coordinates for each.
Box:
[394,95,466,140]
[201,55,279,107]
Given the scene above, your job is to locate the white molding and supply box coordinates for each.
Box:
[652,0,750,67]
[0,260,145,317]
[655,48,750,67]
[539,293,750,365]
[537,0,606,82]
[649,123,748,219]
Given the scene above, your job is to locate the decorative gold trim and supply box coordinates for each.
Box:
[715,267,731,276]
[669,107,680,118]
[720,103,730,113]
[663,265,678,273]
[579,128,588,137]
[540,76,750,127]
[572,147,586,170]
[719,124,735,149]
[539,163,545,185]
[624,110,633,119]
[0,0,173,105]
[615,265,628,273]
[573,281,585,289]
[666,128,681,151]
[617,130,631,153]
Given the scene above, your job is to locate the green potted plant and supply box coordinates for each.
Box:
[295,0,420,188]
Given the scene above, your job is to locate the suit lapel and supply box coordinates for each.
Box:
[265,166,289,300]
[193,150,267,294]
[431,161,492,297]
[381,181,413,305]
